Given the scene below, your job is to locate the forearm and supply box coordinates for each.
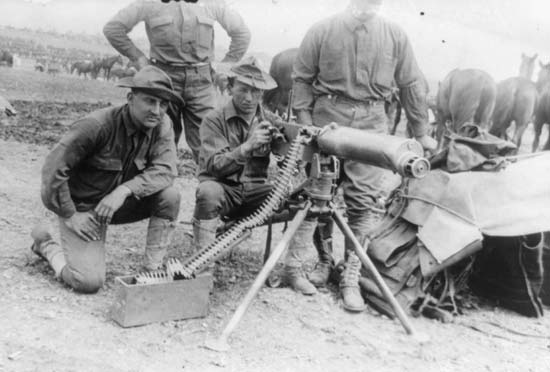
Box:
[222,28,251,63]
[103,21,146,62]
[400,82,429,137]
[205,147,247,178]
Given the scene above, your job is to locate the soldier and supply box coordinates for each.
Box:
[293,0,437,311]
[31,66,182,293]
[103,0,251,162]
[194,56,318,295]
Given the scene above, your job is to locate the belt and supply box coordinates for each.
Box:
[150,58,210,70]
[324,94,384,107]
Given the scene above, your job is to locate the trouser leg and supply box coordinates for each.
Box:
[58,218,108,294]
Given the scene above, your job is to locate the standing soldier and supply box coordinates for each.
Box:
[103,0,251,162]
[293,0,437,312]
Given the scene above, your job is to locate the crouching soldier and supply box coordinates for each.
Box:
[31,66,183,293]
[193,56,317,295]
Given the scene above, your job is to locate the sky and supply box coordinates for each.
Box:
[2,0,550,85]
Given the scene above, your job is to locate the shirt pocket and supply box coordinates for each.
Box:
[374,51,397,88]
[319,46,345,82]
[195,15,214,57]
[148,15,175,47]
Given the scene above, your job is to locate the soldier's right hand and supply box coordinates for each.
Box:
[136,56,149,71]
[241,121,272,156]
[64,211,101,242]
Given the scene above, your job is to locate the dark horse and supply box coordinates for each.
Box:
[263,48,299,116]
[435,68,497,146]
[0,50,14,67]
[97,55,123,80]
[71,60,96,79]
[489,53,538,150]
[532,62,550,151]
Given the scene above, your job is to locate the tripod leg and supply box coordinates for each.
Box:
[205,201,312,352]
[331,208,417,336]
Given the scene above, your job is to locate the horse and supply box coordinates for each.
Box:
[70,60,95,79]
[519,52,538,80]
[489,54,538,150]
[109,65,137,80]
[532,62,550,151]
[0,50,14,67]
[98,55,123,80]
[434,68,497,147]
[262,48,298,116]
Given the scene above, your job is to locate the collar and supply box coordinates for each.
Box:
[122,104,154,139]
[342,9,378,32]
[224,99,259,127]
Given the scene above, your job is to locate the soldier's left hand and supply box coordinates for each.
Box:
[415,134,438,156]
[94,185,132,225]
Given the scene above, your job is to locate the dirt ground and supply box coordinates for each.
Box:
[0,67,549,372]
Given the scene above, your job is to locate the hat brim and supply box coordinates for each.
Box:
[117,78,185,107]
[228,72,278,90]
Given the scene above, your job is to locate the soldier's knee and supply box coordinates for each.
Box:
[194,181,224,219]
[63,268,105,294]
[153,186,181,220]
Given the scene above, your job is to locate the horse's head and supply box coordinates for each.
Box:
[536,61,550,89]
[520,52,538,79]
[116,55,123,65]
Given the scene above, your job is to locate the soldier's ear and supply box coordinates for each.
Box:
[127,91,134,103]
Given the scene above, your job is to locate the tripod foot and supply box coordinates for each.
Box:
[204,337,230,352]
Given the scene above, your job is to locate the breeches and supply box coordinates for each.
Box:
[312,95,401,212]
[60,186,180,293]
[163,66,216,161]
[194,180,272,220]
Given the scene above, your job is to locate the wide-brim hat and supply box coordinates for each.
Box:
[227,56,277,90]
[117,65,184,107]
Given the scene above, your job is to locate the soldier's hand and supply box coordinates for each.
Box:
[415,134,438,156]
[242,121,272,156]
[94,185,132,225]
[136,56,149,70]
[64,212,101,242]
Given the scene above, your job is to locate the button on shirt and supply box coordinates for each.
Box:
[103,0,251,65]
[293,12,429,136]
[198,100,270,184]
[41,105,178,218]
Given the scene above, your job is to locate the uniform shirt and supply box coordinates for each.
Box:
[198,100,269,184]
[293,11,429,136]
[41,105,178,218]
[103,0,250,65]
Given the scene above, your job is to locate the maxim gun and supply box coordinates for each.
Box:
[126,111,430,347]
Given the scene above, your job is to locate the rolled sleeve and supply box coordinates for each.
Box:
[122,118,177,198]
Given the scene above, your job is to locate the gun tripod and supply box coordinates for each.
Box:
[205,153,421,352]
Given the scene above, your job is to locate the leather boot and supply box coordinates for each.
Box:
[340,252,366,312]
[192,217,219,273]
[144,216,176,271]
[31,223,66,277]
[308,219,334,287]
[283,265,317,296]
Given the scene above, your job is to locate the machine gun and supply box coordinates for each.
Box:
[135,112,430,348]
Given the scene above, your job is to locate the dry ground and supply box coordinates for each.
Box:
[0,66,549,372]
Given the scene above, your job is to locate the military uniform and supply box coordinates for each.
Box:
[104,0,251,160]
[293,9,430,311]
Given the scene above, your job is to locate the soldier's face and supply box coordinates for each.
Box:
[128,91,169,129]
[231,80,263,115]
[350,0,383,20]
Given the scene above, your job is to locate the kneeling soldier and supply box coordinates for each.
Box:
[31,66,182,293]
